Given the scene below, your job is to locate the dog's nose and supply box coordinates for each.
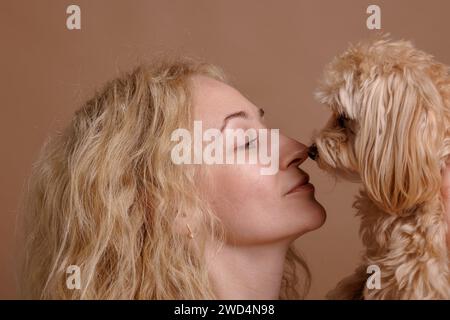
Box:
[307,143,318,160]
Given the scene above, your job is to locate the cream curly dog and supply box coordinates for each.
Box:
[308,37,450,299]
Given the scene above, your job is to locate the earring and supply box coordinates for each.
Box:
[186,223,194,239]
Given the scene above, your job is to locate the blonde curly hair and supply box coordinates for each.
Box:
[19,58,310,299]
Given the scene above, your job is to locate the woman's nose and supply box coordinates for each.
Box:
[279,136,309,170]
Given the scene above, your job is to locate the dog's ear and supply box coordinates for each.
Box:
[356,67,445,214]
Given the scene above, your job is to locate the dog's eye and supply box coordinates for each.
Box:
[337,115,348,128]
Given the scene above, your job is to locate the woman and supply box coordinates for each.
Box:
[20,58,326,299]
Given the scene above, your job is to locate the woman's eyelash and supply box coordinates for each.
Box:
[244,138,258,149]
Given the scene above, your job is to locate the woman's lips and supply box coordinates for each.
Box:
[285,174,314,195]
[286,182,315,195]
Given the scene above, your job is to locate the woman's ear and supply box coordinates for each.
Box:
[356,69,445,214]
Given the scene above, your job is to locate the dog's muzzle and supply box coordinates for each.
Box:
[307,143,318,160]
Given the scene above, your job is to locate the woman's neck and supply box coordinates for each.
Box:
[206,241,290,299]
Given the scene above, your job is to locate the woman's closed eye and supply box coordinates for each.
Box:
[235,137,258,151]
[243,137,258,149]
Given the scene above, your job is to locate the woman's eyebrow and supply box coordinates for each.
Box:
[220,108,264,132]
[220,111,248,131]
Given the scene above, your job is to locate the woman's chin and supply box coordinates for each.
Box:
[298,200,327,234]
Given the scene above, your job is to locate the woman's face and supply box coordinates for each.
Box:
[191,75,326,245]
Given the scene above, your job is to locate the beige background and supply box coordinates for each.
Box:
[1,0,449,299]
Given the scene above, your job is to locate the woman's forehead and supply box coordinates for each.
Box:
[191,75,258,126]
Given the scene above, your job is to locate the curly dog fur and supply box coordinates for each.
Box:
[310,36,450,299]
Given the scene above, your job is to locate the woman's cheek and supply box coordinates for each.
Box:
[212,166,274,216]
